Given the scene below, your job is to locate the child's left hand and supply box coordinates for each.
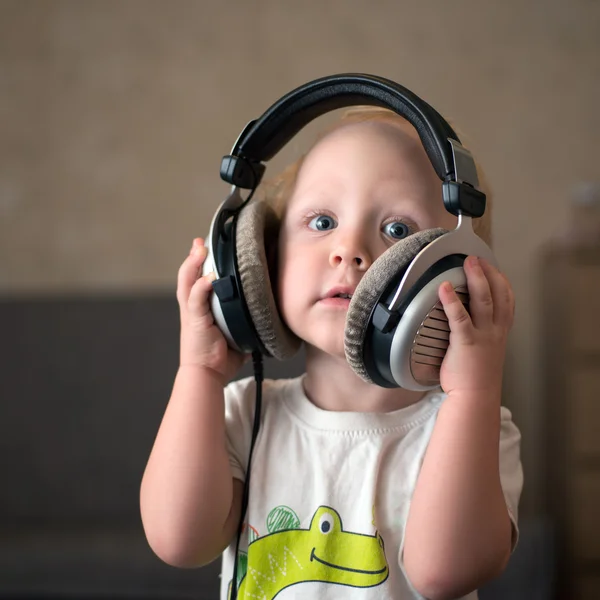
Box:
[438,256,515,399]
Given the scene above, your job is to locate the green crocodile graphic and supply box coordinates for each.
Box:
[229,505,388,599]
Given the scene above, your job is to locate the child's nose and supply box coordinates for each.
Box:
[329,241,371,270]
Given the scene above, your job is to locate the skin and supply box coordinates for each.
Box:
[140,119,516,600]
[277,121,459,412]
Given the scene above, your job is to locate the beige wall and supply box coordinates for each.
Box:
[1,0,599,515]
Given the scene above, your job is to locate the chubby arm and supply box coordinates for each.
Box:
[140,366,244,567]
[403,256,516,600]
[403,393,512,599]
[140,238,246,567]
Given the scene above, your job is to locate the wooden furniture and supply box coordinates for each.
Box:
[542,244,600,599]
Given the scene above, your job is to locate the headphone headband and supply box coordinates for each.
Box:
[219,72,485,219]
[243,74,458,171]
[221,73,467,188]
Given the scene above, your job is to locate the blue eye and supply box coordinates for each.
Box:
[309,214,337,231]
[383,221,410,239]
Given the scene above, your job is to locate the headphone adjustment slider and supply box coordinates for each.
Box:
[447,139,480,189]
[220,155,266,189]
[442,181,486,218]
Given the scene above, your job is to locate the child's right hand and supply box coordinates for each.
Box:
[176,237,248,382]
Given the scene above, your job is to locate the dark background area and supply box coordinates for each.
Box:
[0,293,553,599]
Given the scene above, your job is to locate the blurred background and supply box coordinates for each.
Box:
[1,0,598,598]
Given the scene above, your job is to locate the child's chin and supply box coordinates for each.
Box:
[309,337,347,361]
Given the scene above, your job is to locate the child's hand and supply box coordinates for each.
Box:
[176,238,248,382]
[438,256,515,399]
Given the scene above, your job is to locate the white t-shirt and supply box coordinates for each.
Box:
[221,376,523,600]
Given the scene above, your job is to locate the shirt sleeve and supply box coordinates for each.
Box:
[499,406,524,551]
[223,376,258,483]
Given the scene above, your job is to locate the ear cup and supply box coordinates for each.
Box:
[235,200,301,360]
[345,228,448,382]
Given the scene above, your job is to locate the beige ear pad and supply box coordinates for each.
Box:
[345,228,448,382]
[235,200,302,360]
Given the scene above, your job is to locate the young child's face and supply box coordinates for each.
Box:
[276,120,458,358]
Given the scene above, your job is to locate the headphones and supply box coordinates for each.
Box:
[203,73,496,391]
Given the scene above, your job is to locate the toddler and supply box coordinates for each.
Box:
[140,105,523,600]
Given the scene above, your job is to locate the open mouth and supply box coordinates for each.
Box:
[320,289,354,306]
[310,548,387,575]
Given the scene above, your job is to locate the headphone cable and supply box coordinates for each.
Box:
[230,350,263,600]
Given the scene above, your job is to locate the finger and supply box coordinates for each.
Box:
[480,259,515,327]
[176,240,208,305]
[463,256,494,328]
[438,281,474,341]
[188,271,216,319]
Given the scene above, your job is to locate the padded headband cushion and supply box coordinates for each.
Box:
[345,228,448,382]
[235,74,459,182]
[235,200,301,360]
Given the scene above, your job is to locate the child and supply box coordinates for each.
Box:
[140,105,523,600]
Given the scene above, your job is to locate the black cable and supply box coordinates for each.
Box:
[230,351,264,600]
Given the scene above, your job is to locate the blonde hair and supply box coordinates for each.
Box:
[259,106,493,246]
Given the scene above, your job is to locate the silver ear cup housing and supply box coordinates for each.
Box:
[345,229,448,384]
[202,190,268,356]
[201,189,247,353]
[202,229,244,353]
[358,253,467,389]
[202,193,301,359]
[356,216,496,390]
[390,266,467,390]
